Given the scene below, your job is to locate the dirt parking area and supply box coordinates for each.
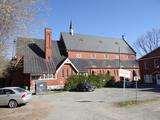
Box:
[0,88,160,120]
[0,96,53,120]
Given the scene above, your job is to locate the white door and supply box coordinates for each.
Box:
[156,74,160,85]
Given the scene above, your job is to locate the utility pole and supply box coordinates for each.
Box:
[12,40,16,58]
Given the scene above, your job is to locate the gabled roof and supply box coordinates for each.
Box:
[138,47,160,61]
[70,59,139,72]
[16,37,65,74]
[61,32,135,54]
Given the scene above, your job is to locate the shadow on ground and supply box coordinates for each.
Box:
[139,87,160,93]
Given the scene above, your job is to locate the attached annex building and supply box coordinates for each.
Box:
[138,47,160,85]
[11,23,139,91]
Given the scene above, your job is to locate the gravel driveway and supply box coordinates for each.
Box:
[0,88,160,120]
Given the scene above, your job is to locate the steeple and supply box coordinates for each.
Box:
[69,20,74,36]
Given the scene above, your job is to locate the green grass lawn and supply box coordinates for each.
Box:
[114,98,160,107]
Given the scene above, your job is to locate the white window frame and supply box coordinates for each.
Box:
[37,73,56,80]
[76,53,81,58]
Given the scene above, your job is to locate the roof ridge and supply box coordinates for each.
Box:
[17,37,59,41]
[61,32,122,40]
[138,47,160,60]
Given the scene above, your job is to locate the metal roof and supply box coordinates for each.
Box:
[61,32,135,54]
[138,47,160,60]
[16,37,65,74]
[70,59,139,72]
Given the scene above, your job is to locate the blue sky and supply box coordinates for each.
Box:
[29,0,160,46]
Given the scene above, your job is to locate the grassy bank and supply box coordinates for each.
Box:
[114,98,160,107]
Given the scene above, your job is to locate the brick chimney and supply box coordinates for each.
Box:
[45,28,52,61]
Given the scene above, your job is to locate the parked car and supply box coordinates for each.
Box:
[76,82,96,92]
[125,80,135,88]
[115,80,135,88]
[0,87,32,108]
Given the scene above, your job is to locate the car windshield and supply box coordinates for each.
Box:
[14,87,26,93]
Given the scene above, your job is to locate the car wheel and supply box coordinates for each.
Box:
[8,100,18,108]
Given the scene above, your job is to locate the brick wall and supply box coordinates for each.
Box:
[138,48,160,83]
[30,63,77,90]
[139,57,160,83]
[88,68,139,81]
[68,51,136,60]
[10,68,30,88]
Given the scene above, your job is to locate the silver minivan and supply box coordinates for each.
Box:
[0,87,32,108]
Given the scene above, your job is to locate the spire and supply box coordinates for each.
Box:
[69,20,74,36]
[122,35,125,40]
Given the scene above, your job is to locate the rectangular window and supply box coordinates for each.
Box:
[91,54,96,59]
[105,54,108,59]
[76,53,81,58]
[144,61,149,69]
[38,74,55,80]
[154,59,160,68]
[144,75,152,83]
[31,75,40,80]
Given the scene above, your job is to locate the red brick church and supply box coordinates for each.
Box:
[10,22,139,91]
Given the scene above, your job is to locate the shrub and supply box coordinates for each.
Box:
[64,75,87,91]
[64,74,115,91]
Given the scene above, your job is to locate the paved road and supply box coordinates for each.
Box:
[0,88,160,120]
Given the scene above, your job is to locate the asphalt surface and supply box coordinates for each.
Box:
[0,88,160,120]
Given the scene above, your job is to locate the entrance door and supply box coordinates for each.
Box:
[156,74,160,85]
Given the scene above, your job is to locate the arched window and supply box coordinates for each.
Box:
[99,70,102,75]
[103,70,105,74]
[66,68,69,77]
[62,69,65,79]
[107,70,110,75]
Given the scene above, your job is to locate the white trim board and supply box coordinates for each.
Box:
[55,58,79,76]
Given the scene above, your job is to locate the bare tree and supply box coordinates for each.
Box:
[0,0,45,77]
[0,0,45,49]
[134,28,160,56]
